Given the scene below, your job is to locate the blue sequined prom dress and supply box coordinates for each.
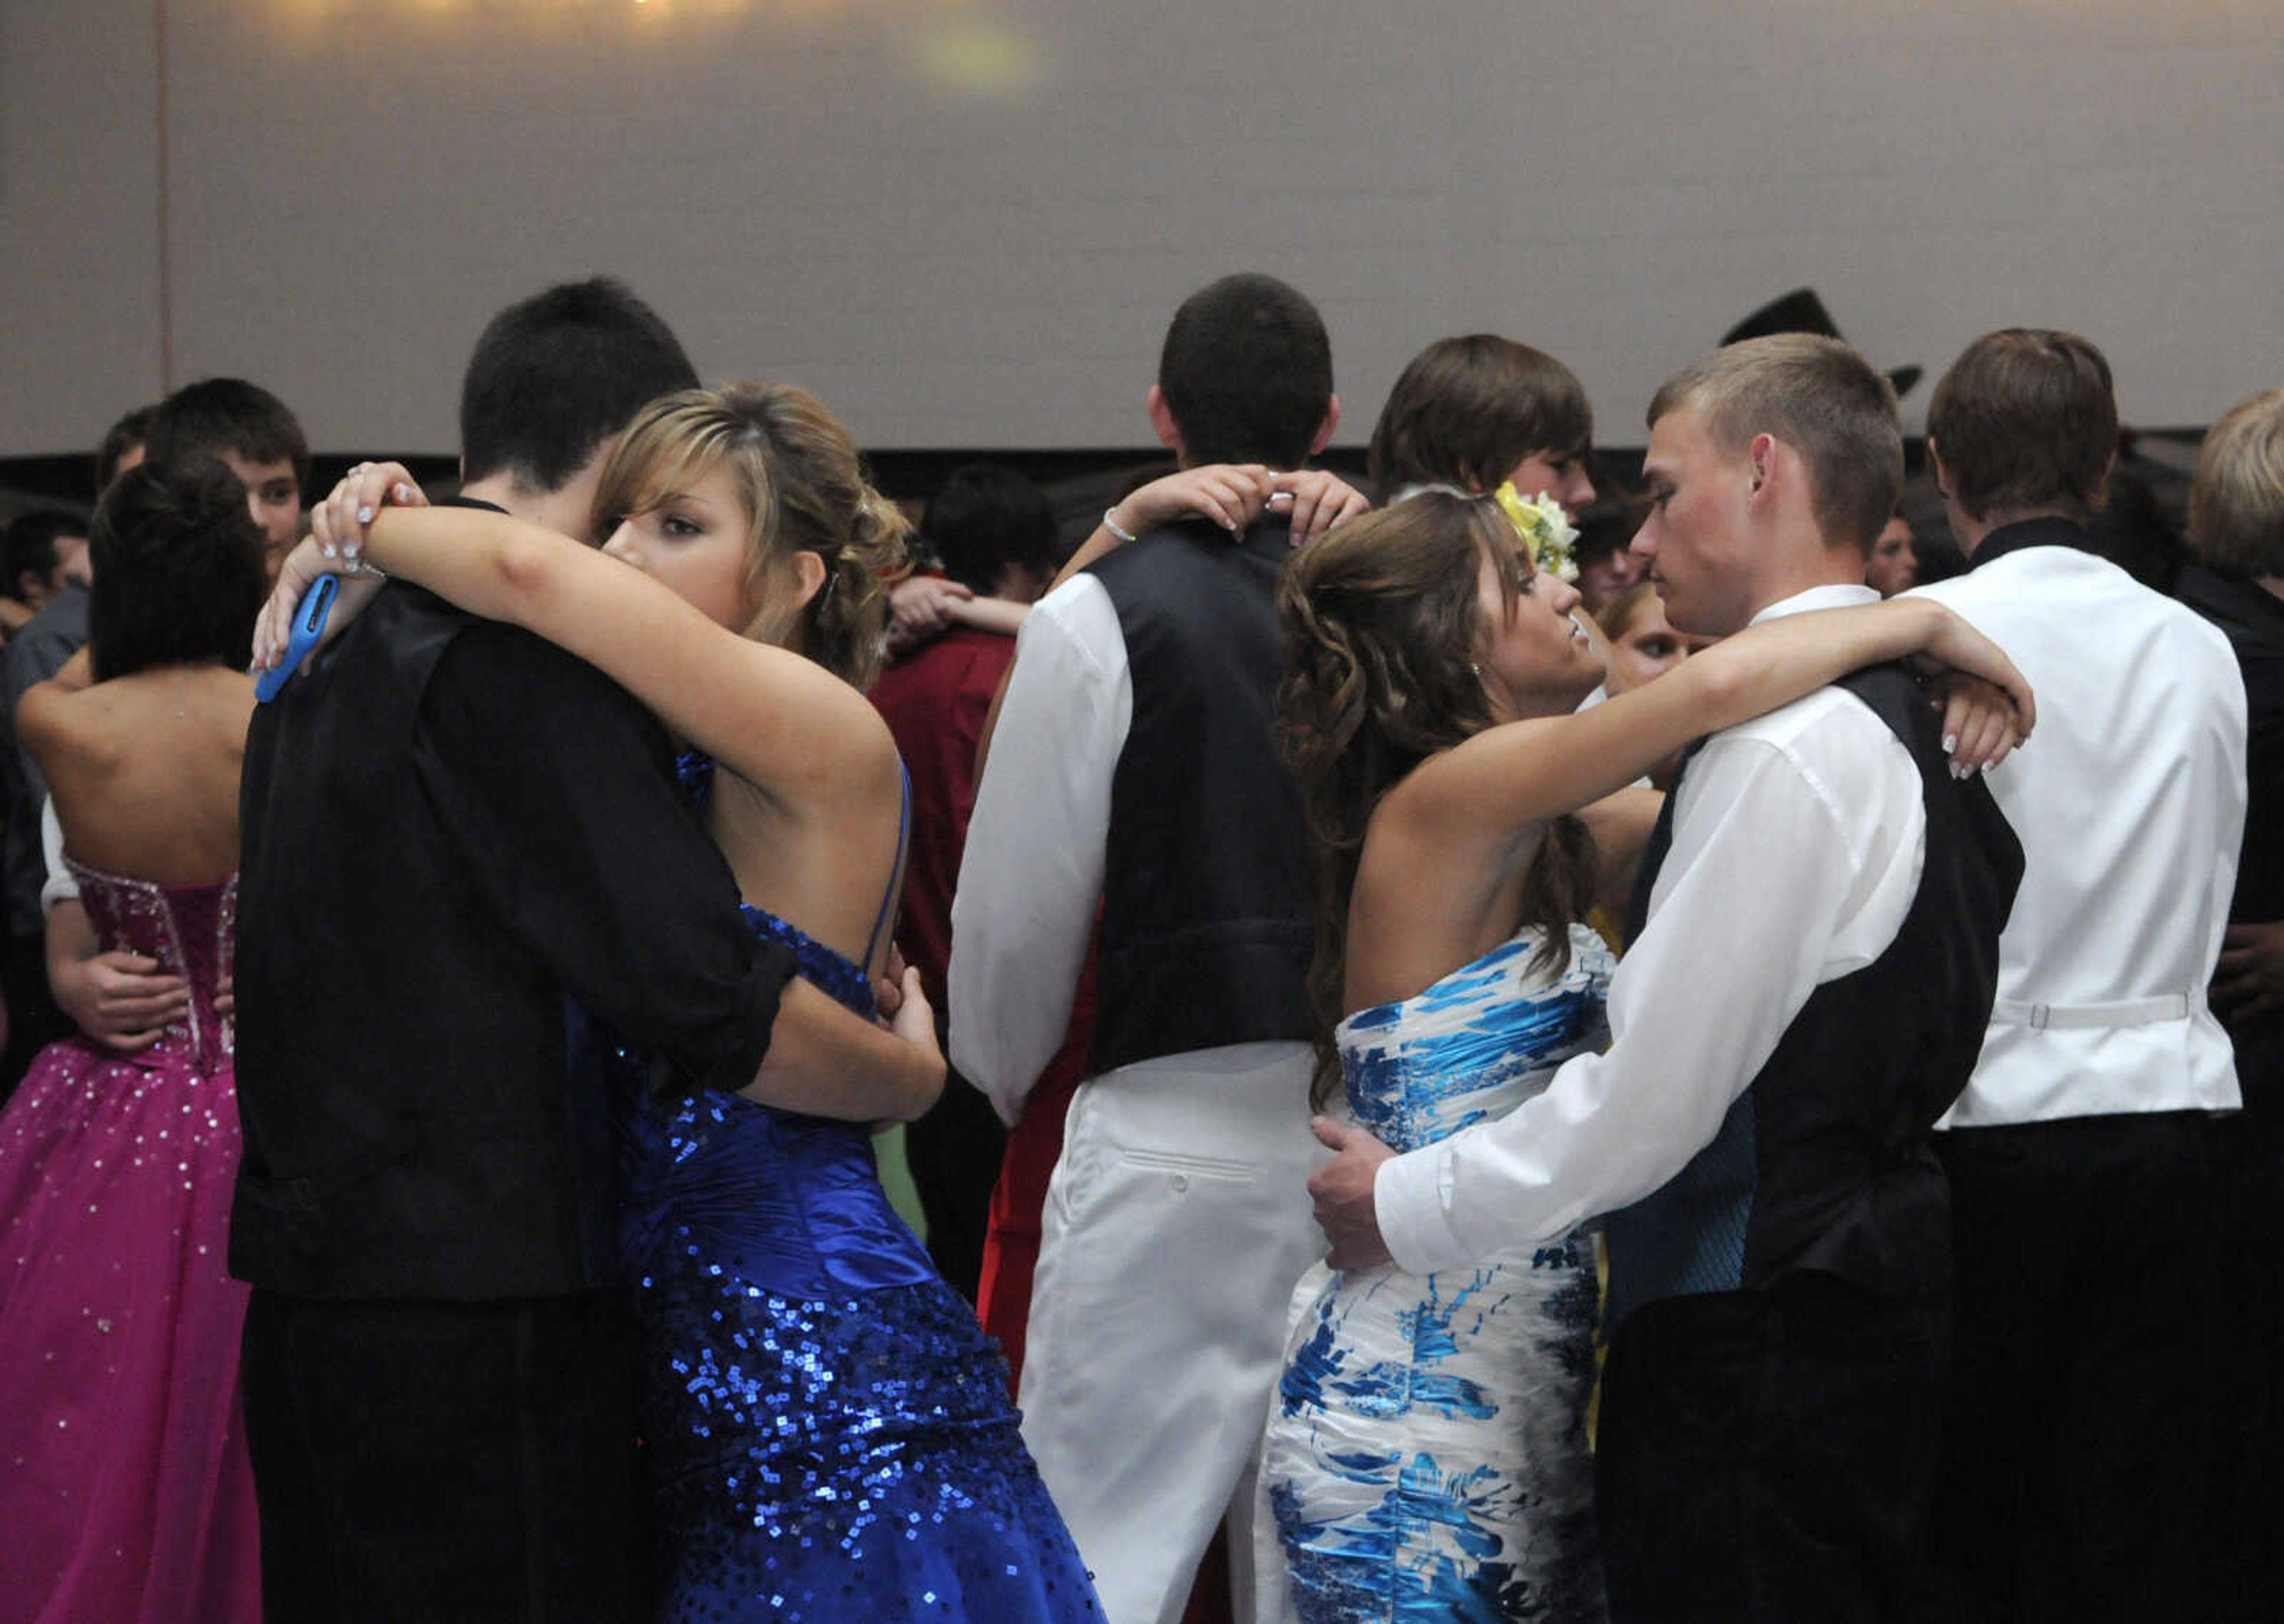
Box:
[614,757,1100,1623]
[1258,924,1614,1624]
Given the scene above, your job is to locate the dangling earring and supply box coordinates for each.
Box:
[1470,661,1483,677]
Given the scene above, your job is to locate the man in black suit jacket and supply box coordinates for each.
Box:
[231,279,941,1624]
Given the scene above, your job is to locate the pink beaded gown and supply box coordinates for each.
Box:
[0,859,259,1624]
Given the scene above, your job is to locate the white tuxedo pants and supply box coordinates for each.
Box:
[1016,1044,1326,1624]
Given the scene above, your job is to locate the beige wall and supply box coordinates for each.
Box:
[1,0,168,456]
[5,0,2280,458]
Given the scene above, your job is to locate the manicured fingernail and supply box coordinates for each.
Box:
[319,542,336,558]
[357,506,374,523]
[1942,733,1957,753]
[393,484,413,502]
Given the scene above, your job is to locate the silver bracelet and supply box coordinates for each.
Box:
[1101,508,1138,545]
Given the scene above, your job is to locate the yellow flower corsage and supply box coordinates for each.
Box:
[1494,482,1581,583]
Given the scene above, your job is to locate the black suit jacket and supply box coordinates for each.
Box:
[231,571,792,1301]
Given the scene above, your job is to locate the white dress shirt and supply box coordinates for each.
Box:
[948,573,1131,1124]
[40,797,77,915]
[1376,583,1929,1275]
[1909,541,2244,1125]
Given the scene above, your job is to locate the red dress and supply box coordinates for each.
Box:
[868,624,1014,1012]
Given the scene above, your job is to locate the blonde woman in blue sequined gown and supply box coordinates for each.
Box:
[1260,494,2035,1621]
[264,386,1100,1622]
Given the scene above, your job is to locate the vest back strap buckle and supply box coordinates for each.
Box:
[1991,990,2200,1032]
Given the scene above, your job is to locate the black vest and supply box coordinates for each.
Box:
[1602,664,2022,1336]
[233,587,645,1301]
[1085,516,1315,1073]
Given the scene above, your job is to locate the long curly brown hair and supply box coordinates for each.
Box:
[1276,492,1598,1107]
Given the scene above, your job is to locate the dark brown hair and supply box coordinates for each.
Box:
[89,462,267,682]
[1925,329,2118,525]
[1649,334,1902,555]
[460,277,698,495]
[591,382,913,690]
[146,376,310,496]
[1276,492,1596,1107]
[1157,272,1334,469]
[95,402,156,497]
[1367,335,1592,505]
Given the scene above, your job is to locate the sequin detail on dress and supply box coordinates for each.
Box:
[614,891,1100,1622]
[1259,924,1613,1623]
[0,862,259,1624]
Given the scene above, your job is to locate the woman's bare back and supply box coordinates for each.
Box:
[21,665,253,885]
[704,756,908,982]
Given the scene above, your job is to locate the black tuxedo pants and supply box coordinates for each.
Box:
[1928,1113,2226,1624]
[240,1289,650,1624]
[1596,1273,1949,1624]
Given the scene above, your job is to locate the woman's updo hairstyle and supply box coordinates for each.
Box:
[88,459,268,682]
[1277,492,1594,1104]
[592,382,914,689]
[1279,494,1504,813]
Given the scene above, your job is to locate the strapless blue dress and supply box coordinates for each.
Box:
[1257,924,1613,1623]
[613,758,1099,1622]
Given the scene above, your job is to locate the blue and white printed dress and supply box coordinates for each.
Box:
[1257,924,1614,1624]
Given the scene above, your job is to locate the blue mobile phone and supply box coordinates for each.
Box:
[255,574,341,703]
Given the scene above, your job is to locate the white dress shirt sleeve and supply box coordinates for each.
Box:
[1375,695,1925,1274]
[948,575,1131,1126]
[39,797,78,915]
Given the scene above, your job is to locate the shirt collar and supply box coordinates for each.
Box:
[1747,582,1879,627]
[439,494,510,516]
[1966,514,2095,572]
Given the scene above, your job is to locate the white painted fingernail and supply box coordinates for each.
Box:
[357,507,374,523]
[320,542,336,558]
[1942,733,1957,754]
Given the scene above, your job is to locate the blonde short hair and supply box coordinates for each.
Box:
[1648,334,1902,555]
[2189,389,2284,579]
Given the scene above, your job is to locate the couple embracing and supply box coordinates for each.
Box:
[229,281,1103,1622]
[1284,333,2029,1622]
